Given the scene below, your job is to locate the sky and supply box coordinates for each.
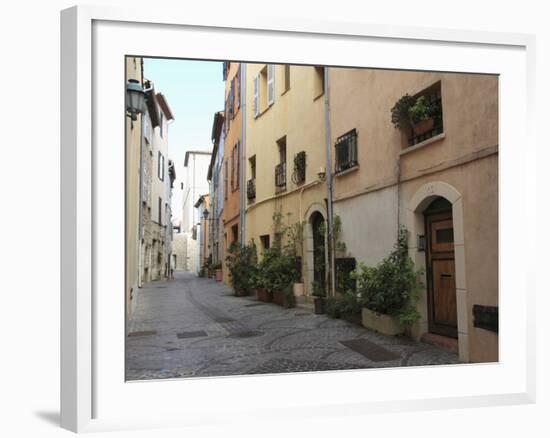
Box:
[143,58,224,224]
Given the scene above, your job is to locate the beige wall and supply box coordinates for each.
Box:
[244,64,328,294]
[125,57,142,319]
[329,67,498,362]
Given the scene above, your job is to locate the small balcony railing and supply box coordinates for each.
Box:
[275,162,286,190]
[247,178,256,200]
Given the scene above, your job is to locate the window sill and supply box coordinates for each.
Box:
[254,102,274,119]
[313,91,324,102]
[334,165,359,177]
[400,132,446,156]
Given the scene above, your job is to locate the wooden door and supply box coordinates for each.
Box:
[425,209,458,338]
[311,212,326,292]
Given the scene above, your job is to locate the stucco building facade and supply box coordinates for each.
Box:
[221,62,243,284]
[328,68,498,363]
[244,63,329,296]
[125,56,143,318]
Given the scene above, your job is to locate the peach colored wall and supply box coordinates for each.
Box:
[222,63,242,285]
[329,67,498,362]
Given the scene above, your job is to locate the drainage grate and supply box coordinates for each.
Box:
[128,330,157,337]
[294,312,310,316]
[176,330,208,339]
[339,339,400,362]
[214,317,235,323]
[229,330,264,339]
[244,303,264,307]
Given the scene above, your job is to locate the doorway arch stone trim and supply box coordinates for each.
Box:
[407,181,469,362]
[303,203,327,297]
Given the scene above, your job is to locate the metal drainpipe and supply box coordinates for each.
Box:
[323,67,336,298]
[239,63,246,247]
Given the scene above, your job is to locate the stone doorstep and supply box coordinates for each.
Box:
[421,332,458,353]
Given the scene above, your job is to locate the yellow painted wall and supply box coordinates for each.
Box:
[244,64,328,294]
[125,57,142,319]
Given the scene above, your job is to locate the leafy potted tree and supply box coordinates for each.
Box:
[353,228,422,336]
[225,242,258,297]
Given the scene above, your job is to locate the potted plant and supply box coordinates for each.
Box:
[408,96,436,135]
[312,281,326,315]
[353,227,422,336]
[225,242,258,297]
[213,262,223,281]
[391,94,438,137]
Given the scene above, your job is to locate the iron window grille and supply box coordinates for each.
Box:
[292,151,306,184]
[247,178,256,200]
[335,129,358,173]
[275,162,286,189]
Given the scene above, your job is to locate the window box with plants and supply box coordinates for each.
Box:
[353,228,423,336]
[391,93,442,143]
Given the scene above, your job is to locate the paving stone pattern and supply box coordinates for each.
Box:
[126,272,460,380]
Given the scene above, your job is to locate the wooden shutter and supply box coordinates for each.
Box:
[236,65,241,109]
[253,74,259,117]
[267,64,274,105]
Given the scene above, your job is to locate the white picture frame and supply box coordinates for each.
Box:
[60,5,536,433]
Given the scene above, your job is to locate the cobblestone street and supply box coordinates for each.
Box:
[126,272,460,380]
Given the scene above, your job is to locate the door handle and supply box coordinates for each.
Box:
[440,273,453,278]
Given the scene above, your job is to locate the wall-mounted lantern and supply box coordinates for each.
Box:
[126,79,147,121]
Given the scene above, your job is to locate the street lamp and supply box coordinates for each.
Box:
[126,79,147,121]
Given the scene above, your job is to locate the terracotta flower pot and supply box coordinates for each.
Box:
[413,117,434,136]
[256,288,272,302]
[314,297,326,314]
[215,269,222,281]
[272,290,284,306]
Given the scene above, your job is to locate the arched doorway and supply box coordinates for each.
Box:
[310,211,326,294]
[424,197,457,338]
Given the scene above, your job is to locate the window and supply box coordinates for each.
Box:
[267,64,274,105]
[158,197,162,224]
[283,65,290,93]
[292,151,306,184]
[158,152,165,181]
[275,136,287,190]
[407,81,443,147]
[235,142,240,189]
[254,64,274,117]
[230,147,235,191]
[249,155,256,179]
[313,67,325,99]
[160,112,164,138]
[247,155,256,200]
[335,129,358,173]
[260,234,270,250]
[236,64,241,109]
[224,160,228,200]
[231,224,238,243]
